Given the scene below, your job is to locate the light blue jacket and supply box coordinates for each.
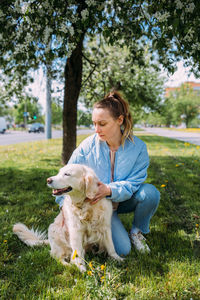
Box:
[55,133,149,206]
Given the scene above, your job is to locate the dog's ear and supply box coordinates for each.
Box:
[85,173,98,199]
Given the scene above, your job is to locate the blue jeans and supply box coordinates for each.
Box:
[111,183,160,256]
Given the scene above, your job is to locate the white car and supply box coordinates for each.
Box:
[28,123,45,133]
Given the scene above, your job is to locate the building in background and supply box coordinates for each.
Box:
[165,81,200,97]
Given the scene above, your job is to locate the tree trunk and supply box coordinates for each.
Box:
[62,36,84,164]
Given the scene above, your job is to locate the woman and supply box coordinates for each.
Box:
[56,91,160,256]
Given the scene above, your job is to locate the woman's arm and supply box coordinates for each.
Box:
[107,143,149,203]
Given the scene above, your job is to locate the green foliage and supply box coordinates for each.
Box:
[81,41,165,115]
[169,85,200,128]
[51,98,63,125]
[1,133,200,299]
[12,95,43,124]
[144,0,200,76]
[77,109,92,127]
[0,86,9,116]
[144,84,200,127]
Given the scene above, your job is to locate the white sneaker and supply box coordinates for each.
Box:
[130,232,150,253]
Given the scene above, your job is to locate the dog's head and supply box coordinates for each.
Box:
[47,164,99,201]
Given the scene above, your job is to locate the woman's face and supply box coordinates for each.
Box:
[92,108,123,144]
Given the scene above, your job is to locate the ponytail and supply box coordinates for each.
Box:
[93,91,133,146]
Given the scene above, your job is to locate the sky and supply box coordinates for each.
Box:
[164,61,200,88]
[30,61,200,112]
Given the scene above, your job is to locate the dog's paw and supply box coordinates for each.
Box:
[60,257,70,266]
[117,256,125,262]
[71,257,86,272]
[78,263,87,273]
[111,253,125,262]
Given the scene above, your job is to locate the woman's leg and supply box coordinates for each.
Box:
[111,211,131,257]
[112,184,160,254]
[117,183,160,234]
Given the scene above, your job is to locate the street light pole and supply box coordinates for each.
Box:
[24,99,27,129]
[45,64,52,139]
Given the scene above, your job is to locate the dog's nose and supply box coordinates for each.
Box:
[47,177,53,184]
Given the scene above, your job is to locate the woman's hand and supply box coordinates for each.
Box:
[90,182,111,205]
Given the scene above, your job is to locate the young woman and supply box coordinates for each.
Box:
[56,91,160,256]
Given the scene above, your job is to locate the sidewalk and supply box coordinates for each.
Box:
[143,127,200,146]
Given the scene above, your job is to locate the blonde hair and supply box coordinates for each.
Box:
[93,91,133,145]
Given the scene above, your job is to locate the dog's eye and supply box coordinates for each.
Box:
[64,173,71,176]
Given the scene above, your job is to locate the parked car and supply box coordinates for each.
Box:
[28,123,44,133]
[0,117,7,134]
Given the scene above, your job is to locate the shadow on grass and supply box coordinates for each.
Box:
[148,154,200,234]
[40,157,63,166]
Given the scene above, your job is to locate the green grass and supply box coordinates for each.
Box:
[1,133,200,299]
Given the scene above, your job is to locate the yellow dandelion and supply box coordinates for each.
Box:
[197,146,200,150]
[196,224,199,228]
[88,261,94,269]
[175,164,179,167]
[3,240,7,243]
[161,184,166,188]
[87,270,92,276]
[72,249,78,260]
[100,276,105,282]
[101,264,105,271]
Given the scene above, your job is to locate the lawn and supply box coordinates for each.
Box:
[0,133,200,299]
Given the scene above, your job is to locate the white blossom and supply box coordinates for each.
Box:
[184,27,195,42]
[81,9,89,20]
[43,26,53,44]
[191,43,200,50]
[71,15,78,22]
[43,0,50,10]
[0,10,4,18]
[21,2,29,14]
[175,0,183,10]
[60,23,68,34]
[185,3,195,13]
[26,32,32,43]
[86,0,96,7]
[68,26,74,36]
[153,11,170,22]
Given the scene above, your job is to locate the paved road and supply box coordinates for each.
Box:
[0,129,94,146]
[143,127,200,146]
[1,127,200,146]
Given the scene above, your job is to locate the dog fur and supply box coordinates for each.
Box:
[13,164,123,272]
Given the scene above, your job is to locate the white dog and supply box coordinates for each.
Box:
[13,164,123,272]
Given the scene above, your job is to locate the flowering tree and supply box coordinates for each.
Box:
[0,0,200,163]
[81,41,165,110]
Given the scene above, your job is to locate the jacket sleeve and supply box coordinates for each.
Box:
[107,143,149,203]
[67,143,87,165]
